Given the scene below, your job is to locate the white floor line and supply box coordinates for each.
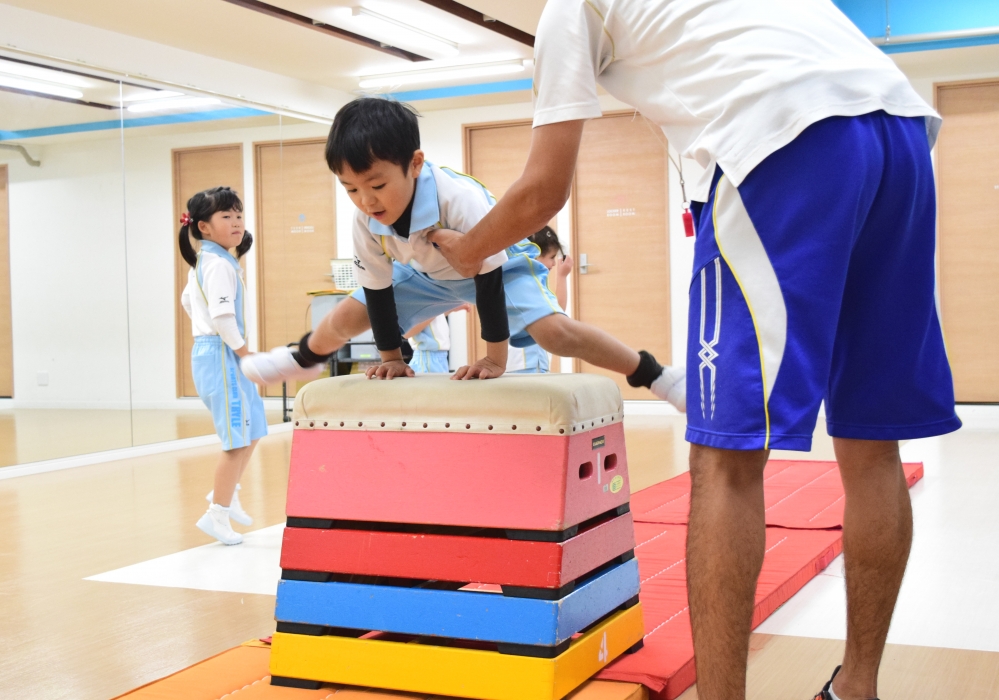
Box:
[0,421,294,482]
[86,523,285,596]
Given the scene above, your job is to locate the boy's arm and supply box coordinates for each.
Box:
[453,267,509,380]
[363,285,415,380]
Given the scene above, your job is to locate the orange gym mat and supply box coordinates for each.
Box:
[116,461,922,700]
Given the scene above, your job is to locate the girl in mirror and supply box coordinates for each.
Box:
[179,186,269,545]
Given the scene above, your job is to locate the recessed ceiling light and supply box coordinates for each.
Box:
[0,60,93,88]
[0,74,84,99]
[342,7,459,57]
[126,97,222,113]
[121,90,185,103]
[358,59,529,89]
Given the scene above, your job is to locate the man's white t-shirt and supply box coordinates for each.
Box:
[532,0,940,199]
[352,163,508,290]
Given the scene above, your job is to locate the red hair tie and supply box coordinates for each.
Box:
[180,212,193,227]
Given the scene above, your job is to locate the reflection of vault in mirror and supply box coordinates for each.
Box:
[0,143,40,167]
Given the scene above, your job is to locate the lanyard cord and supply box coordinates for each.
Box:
[634,110,688,206]
[633,110,696,236]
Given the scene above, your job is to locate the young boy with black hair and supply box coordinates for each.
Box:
[242,97,685,410]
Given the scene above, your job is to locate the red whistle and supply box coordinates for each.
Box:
[683,208,695,237]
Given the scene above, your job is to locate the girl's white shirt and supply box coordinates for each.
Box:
[180,247,245,350]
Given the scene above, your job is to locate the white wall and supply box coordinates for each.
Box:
[3,138,133,408]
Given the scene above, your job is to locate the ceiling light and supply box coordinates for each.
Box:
[126,97,221,113]
[343,7,459,57]
[0,74,84,99]
[358,60,529,89]
[0,60,93,88]
[121,90,185,103]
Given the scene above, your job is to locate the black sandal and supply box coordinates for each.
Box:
[811,666,880,700]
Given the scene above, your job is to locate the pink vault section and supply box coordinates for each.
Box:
[595,460,924,699]
[286,422,630,531]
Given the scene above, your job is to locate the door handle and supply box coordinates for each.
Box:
[578,253,590,274]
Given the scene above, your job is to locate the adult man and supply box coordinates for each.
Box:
[429,1,961,698]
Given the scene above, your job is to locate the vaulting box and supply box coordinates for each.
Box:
[286,374,631,532]
[279,510,637,589]
[270,602,646,700]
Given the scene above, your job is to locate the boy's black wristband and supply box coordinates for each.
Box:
[364,286,404,351]
[474,266,510,343]
[293,331,334,368]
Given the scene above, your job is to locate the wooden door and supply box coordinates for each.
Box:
[574,113,671,399]
[465,121,534,364]
[937,81,999,402]
[464,121,560,367]
[0,165,11,398]
[255,139,337,396]
[172,145,244,397]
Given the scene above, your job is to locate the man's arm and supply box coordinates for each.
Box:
[429,120,585,277]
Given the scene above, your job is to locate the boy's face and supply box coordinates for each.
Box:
[338,151,425,228]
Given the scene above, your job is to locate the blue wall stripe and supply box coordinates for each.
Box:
[881,33,999,53]
[835,0,999,51]
[0,106,271,142]
[386,78,533,103]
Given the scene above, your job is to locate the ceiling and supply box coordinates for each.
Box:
[1,0,546,94]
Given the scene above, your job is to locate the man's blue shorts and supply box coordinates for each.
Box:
[352,242,564,349]
[686,111,961,451]
[192,336,269,451]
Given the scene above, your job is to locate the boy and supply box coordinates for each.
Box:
[242,98,685,410]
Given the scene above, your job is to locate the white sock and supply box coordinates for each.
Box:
[828,686,843,700]
[210,503,230,515]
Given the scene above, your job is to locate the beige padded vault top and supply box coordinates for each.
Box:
[293,374,624,436]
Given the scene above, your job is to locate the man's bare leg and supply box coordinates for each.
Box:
[526,314,640,374]
[686,444,769,700]
[307,297,372,356]
[830,438,912,700]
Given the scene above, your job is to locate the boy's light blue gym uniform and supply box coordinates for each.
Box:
[409,320,450,373]
[508,344,551,374]
[686,112,961,452]
[351,165,564,350]
[191,240,268,451]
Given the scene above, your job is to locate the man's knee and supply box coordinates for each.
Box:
[689,444,768,494]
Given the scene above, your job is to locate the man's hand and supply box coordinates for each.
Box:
[427,229,480,278]
[366,359,415,379]
[453,356,506,380]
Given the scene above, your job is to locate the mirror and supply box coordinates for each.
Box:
[0,51,348,468]
[0,59,131,466]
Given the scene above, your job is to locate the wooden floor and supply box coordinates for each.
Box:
[0,414,996,699]
[0,408,283,468]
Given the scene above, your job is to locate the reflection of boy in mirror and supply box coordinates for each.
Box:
[179,186,280,546]
[241,98,685,410]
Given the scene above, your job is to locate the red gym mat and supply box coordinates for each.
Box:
[596,461,924,699]
[630,461,924,530]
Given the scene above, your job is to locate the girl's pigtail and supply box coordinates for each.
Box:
[178,224,199,267]
[235,231,253,259]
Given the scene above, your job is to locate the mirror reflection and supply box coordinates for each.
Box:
[0,53,345,467]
